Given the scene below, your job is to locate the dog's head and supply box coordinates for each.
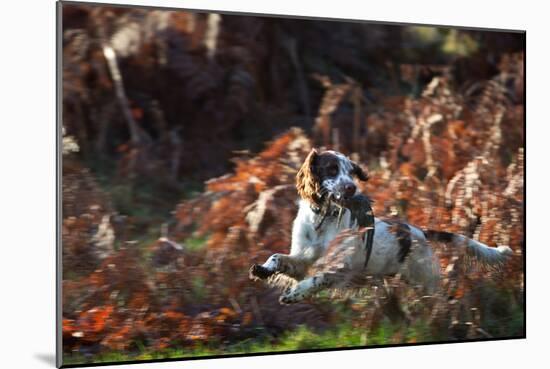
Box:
[296,149,368,206]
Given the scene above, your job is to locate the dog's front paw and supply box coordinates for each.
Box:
[249,264,275,281]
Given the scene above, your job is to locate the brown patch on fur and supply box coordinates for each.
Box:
[296,149,322,205]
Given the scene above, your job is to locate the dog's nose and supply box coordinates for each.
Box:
[344,183,356,198]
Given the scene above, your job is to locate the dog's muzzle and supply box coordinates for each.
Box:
[333,183,356,202]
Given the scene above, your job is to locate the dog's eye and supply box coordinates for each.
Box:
[328,165,339,176]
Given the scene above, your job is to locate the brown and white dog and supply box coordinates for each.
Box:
[249,149,513,304]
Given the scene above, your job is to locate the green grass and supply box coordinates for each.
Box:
[63,324,359,365]
[62,321,439,366]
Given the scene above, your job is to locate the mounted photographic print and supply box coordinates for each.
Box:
[57,1,525,367]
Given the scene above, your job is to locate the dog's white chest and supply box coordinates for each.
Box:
[313,215,349,249]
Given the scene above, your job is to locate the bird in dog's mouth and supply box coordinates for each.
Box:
[315,191,354,230]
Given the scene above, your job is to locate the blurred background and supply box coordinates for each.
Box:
[61,3,524,365]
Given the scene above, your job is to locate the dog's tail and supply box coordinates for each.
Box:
[423,230,513,266]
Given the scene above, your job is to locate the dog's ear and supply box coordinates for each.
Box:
[351,161,369,181]
[296,149,321,205]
